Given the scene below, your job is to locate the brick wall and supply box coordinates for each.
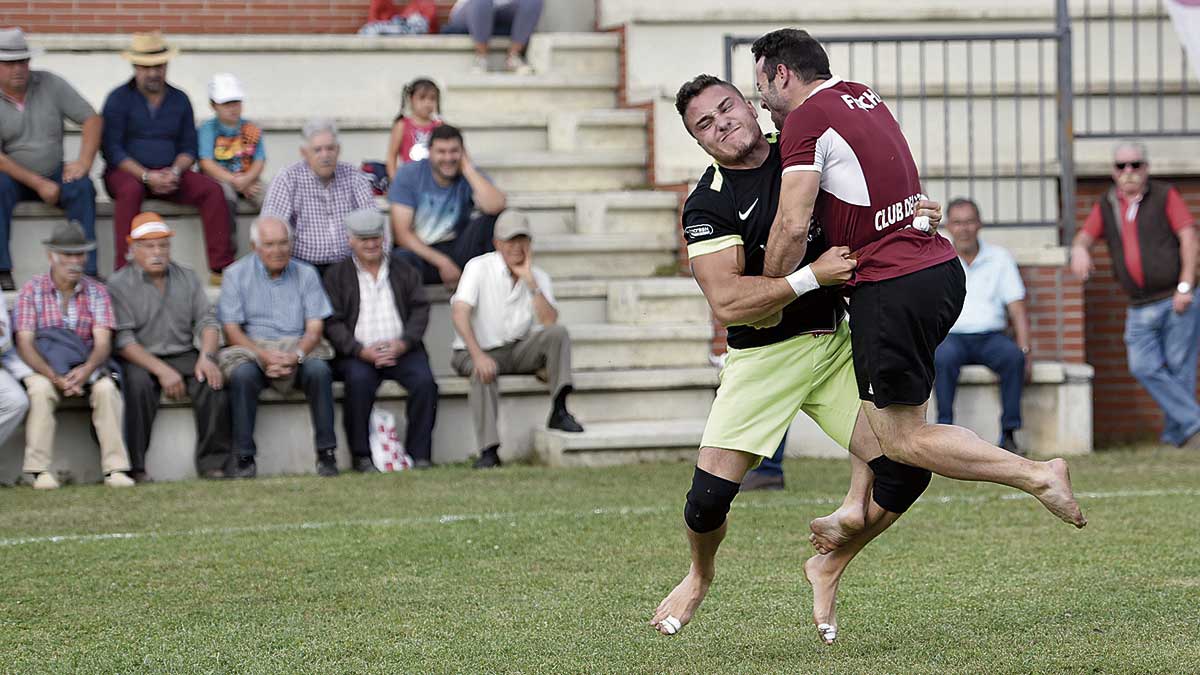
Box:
[0,1,455,34]
[1080,176,1200,445]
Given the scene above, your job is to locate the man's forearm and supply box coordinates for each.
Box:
[1177,227,1197,287]
[199,327,220,356]
[77,115,103,167]
[118,157,149,179]
[710,275,797,326]
[171,154,195,174]
[763,212,812,277]
[297,326,323,355]
[118,342,170,377]
[531,291,557,326]
[462,163,506,214]
[451,304,486,359]
[0,153,50,191]
[1008,300,1031,352]
[223,323,264,358]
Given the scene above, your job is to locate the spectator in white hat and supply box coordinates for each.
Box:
[197,72,266,229]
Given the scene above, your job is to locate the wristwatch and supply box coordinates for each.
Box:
[295,349,306,364]
[1178,281,1193,295]
[170,166,182,177]
[140,171,149,184]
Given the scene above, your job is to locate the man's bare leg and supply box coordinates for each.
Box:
[809,410,886,553]
[804,498,900,644]
[862,402,1086,527]
[650,446,757,636]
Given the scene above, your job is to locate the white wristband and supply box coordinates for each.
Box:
[785,265,819,297]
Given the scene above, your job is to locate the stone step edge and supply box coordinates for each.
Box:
[29,33,620,52]
[536,418,708,451]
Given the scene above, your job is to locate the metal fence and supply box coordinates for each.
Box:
[722,0,1196,244]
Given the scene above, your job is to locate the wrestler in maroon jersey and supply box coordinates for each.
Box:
[752,28,1085,532]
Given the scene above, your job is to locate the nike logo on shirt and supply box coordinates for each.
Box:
[738,198,759,220]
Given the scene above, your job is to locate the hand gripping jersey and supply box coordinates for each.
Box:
[780,77,957,284]
[682,134,846,350]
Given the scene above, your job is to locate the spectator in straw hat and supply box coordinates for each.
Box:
[101,32,235,281]
[450,209,582,469]
[108,212,231,481]
[14,220,133,490]
[0,27,103,289]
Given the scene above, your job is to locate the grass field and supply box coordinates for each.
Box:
[2,448,1198,674]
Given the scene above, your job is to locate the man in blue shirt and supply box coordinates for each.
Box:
[934,198,1032,455]
[100,33,234,278]
[217,216,338,478]
[388,124,506,289]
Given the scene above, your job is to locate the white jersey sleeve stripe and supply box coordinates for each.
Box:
[782,165,821,174]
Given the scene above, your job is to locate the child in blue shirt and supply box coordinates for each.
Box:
[197,73,266,226]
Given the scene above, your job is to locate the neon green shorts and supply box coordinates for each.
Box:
[700,320,860,457]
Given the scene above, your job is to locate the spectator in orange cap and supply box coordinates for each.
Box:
[107,211,231,481]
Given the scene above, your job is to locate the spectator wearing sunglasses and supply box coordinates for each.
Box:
[1070,141,1200,449]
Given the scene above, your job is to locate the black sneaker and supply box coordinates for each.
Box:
[231,456,257,479]
[0,270,13,292]
[1000,430,1026,457]
[352,455,378,473]
[316,449,340,477]
[547,409,584,433]
[473,448,502,469]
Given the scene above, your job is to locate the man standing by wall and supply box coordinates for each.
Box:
[1070,141,1200,448]
[935,198,1032,455]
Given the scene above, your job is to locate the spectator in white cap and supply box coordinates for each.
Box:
[108,211,231,482]
[323,207,438,470]
[197,72,266,228]
[450,209,582,469]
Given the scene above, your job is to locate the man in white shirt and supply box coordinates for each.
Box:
[934,198,1032,455]
[450,209,583,468]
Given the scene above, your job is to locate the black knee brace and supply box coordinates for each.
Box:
[867,456,931,514]
[683,467,740,533]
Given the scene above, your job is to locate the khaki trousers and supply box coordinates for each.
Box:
[451,324,574,451]
[22,373,131,475]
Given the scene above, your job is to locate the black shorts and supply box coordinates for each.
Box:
[848,258,966,408]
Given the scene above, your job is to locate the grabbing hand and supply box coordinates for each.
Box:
[915,198,942,231]
[810,246,857,286]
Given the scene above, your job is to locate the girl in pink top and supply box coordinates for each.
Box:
[386,78,442,178]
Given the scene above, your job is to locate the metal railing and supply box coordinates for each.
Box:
[1076,0,1194,138]
[722,0,1197,245]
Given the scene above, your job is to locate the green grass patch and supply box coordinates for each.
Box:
[2,448,1198,673]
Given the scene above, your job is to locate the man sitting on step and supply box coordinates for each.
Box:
[108,212,231,482]
[450,210,582,469]
[14,220,134,489]
[389,124,506,290]
[217,216,339,479]
[0,27,103,289]
[323,208,438,471]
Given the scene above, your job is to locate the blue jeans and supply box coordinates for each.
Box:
[934,332,1025,433]
[1125,297,1200,446]
[391,213,496,285]
[443,0,544,46]
[229,359,337,457]
[0,167,98,274]
[749,434,788,478]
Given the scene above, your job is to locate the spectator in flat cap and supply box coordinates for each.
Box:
[0,27,103,289]
[323,207,438,470]
[14,220,133,489]
[260,118,379,276]
[197,73,267,234]
[101,32,236,280]
[450,210,582,469]
[108,212,232,481]
[217,215,338,479]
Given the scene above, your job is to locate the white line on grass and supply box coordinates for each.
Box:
[2,487,1197,548]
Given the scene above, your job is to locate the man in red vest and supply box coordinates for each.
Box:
[1070,141,1200,448]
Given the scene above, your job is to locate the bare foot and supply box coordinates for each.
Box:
[803,554,842,645]
[809,505,866,554]
[1034,458,1087,528]
[649,571,711,636]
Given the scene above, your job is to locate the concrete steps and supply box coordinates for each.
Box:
[29,33,620,120]
[0,367,719,483]
[534,418,706,468]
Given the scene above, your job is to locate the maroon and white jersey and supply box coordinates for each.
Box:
[780,77,956,284]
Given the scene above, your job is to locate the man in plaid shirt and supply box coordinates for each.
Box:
[260,119,380,276]
[14,221,134,490]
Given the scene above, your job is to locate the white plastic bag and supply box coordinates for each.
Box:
[370,407,413,472]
